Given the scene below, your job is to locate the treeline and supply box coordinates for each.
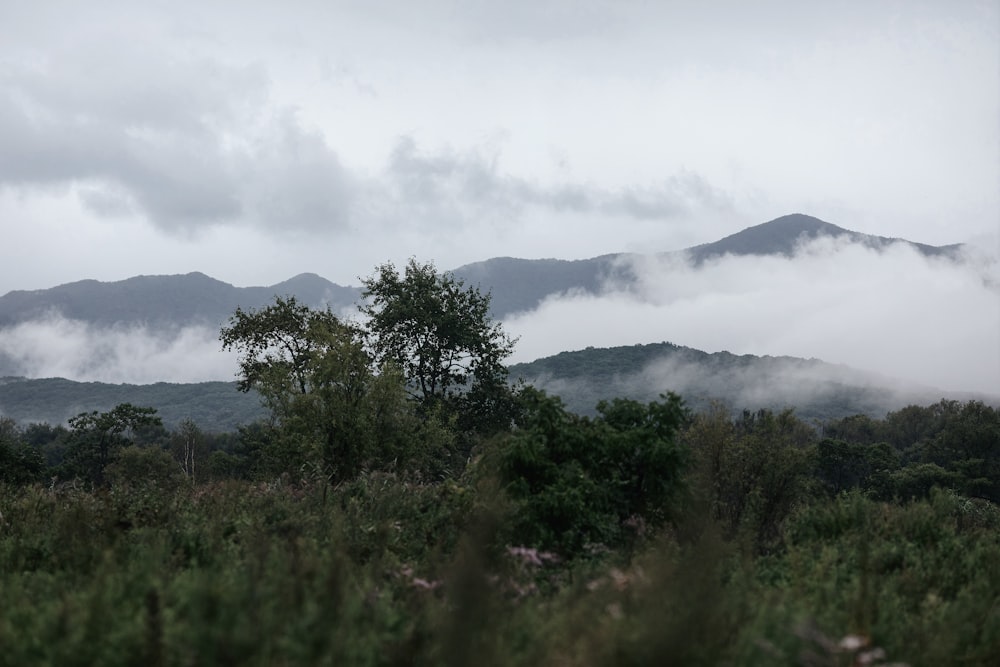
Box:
[3,392,996,519]
[1,259,998,665]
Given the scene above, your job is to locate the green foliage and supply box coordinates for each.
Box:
[495,389,688,557]
[684,405,815,552]
[814,438,900,496]
[0,417,45,485]
[106,446,187,494]
[221,296,421,482]
[61,404,162,487]
[823,400,1000,503]
[361,258,518,435]
[920,400,1000,501]
[1,451,998,665]
[778,490,1000,665]
[220,295,352,396]
[0,376,265,431]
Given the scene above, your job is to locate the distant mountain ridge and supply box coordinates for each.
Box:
[0,271,361,328]
[509,342,994,423]
[0,214,966,328]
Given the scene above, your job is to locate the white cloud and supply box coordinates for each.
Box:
[504,237,1000,395]
[0,314,234,384]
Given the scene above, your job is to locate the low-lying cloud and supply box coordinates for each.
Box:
[0,314,235,384]
[504,237,1000,396]
[0,236,995,397]
[527,350,947,421]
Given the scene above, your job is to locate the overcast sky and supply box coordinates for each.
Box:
[1,0,997,293]
[1,1,998,393]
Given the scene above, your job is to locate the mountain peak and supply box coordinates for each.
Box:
[759,213,848,233]
[685,214,853,263]
[685,213,960,264]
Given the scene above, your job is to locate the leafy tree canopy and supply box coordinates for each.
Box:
[360,259,517,426]
[220,296,354,397]
[62,403,162,486]
[220,294,455,482]
[496,388,689,556]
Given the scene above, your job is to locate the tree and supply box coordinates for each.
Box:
[170,419,204,482]
[814,438,899,496]
[496,389,688,556]
[0,417,45,486]
[220,296,350,397]
[360,259,518,433]
[220,295,415,481]
[62,404,162,486]
[683,407,814,552]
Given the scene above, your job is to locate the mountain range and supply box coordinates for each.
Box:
[0,214,965,328]
[0,213,986,429]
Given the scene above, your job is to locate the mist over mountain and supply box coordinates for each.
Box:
[452,213,966,317]
[683,213,964,265]
[509,342,994,424]
[0,213,994,403]
[0,214,967,329]
[3,340,993,430]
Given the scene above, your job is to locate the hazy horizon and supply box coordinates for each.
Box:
[1,231,997,397]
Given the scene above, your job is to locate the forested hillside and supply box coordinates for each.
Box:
[509,342,987,423]
[0,377,264,430]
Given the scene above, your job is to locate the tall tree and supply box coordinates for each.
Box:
[0,417,45,486]
[360,258,518,432]
[220,296,349,397]
[62,404,162,486]
[220,296,413,481]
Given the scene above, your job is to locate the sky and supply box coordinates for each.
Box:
[0,0,998,393]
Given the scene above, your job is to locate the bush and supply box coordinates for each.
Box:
[495,389,688,558]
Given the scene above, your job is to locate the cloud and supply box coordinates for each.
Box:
[373,136,732,230]
[0,32,735,244]
[0,37,353,235]
[504,237,1000,395]
[0,236,995,398]
[0,314,234,384]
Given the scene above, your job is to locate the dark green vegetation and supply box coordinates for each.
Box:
[2,395,998,665]
[1,258,998,665]
[0,376,266,430]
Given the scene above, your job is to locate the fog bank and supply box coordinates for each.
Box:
[0,314,234,384]
[505,237,1000,395]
